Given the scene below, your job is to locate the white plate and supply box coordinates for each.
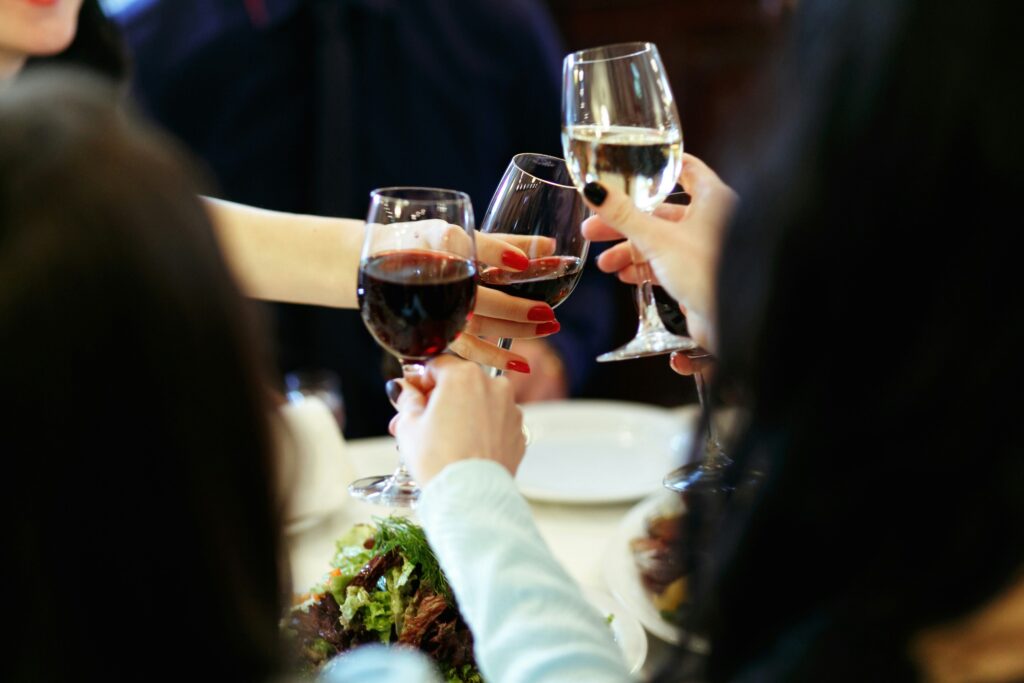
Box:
[603,489,686,645]
[515,400,696,504]
[582,587,648,676]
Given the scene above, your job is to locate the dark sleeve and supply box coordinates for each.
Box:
[496,1,617,391]
[546,243,616,393]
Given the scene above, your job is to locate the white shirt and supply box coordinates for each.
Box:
[321,459,632,683]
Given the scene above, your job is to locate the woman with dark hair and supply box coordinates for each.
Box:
[0,69,284,680]
[389,0,1024,681]
[0,0,558,375]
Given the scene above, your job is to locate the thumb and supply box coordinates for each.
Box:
[581,181,655,245]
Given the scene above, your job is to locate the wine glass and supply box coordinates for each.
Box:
[561,41,697,361]
[656,189,733,493]
[284,369,346,432]
[349,187,477,507]
[478,152,590,373]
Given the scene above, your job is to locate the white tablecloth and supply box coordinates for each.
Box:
[285,405,699,678]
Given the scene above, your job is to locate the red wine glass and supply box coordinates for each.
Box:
[350,187,477,507]
[478,152,590,372]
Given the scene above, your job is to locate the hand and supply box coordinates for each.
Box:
[388,356,526,485]
[505,339,568,402]
[580,154,736,353]
[453,231,561,373]
[668,350,715,377]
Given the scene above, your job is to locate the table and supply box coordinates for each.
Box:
[285,419,692,678]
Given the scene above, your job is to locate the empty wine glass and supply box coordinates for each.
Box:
[478,152,590,374]
[561,41,697,361]
[663,349,733,494]
[655,188,733,493]
[349,187,477,507]
[284,369,345,432]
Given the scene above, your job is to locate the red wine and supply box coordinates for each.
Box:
[479,256,584,308]
[358,250,477,362]
[653,286,688,336]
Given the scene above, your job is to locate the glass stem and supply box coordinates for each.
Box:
[694,370,726,469]
[390,362,430,486]
[489,338,514,377]
[630,247,675,338]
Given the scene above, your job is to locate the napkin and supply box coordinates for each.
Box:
[273,395,354,527]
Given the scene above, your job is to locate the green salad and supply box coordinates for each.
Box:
[284,517,482,683]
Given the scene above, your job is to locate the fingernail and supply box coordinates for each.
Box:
[527,305,555,322]
[501,250,530,270]
[536,321,560,335]
[385,379,403,406]
[506,360,531,374]
[584,182,607,206]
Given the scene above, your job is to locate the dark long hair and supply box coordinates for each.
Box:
[0,70,284,680]
[667,1,1024,680]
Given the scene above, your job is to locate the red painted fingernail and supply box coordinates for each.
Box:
[527,305,555,322]
[536,321,560,335]
[506,360,531,374]
[501,250,530,270]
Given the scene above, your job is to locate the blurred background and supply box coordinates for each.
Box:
[546,0,791,407]
[100,0,792,434]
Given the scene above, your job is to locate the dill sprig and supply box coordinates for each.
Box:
[372,516,453,603]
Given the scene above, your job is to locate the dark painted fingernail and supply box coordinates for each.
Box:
[506,360,531,374]
[385,379,403,406]
[527,305,555,322]
[501,250,530,270]
[584,182,607,206]
[536,321,560,335]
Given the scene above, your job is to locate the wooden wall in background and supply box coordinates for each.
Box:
[547,0,791,406]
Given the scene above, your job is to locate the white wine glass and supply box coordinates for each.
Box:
[562,41,697,361]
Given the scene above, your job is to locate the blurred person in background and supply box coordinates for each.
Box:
[111,0,616,437]
[1,0,561,428]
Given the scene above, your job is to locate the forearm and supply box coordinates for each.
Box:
[418,460,630,683]
[204,197,364,309]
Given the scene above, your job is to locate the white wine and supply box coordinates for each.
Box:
[563,125,683,211]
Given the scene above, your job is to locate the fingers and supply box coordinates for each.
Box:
[679,154,738,225]
[581,181,656,244]
[486,233,557,258]
[595,241,636,274]
[475,231,530,271]
[669,352,698,376]
[678,153,716,195]
[474,286,555,324]
[393,376,428,414]
[653,203,688,221]
[465,315,560,340]
[683,310,716,355]
[448,334,531,374]
[581,215,625,242]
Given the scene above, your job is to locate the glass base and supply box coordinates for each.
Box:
[348,474,420,507]
[597,329,698,362]
[662,462,733,495]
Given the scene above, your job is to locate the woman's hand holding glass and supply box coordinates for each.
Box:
[389,355,527,486]
[581,154,736,355]
[446,230,564,373]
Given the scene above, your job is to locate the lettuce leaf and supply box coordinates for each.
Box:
[338,585,398,644]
